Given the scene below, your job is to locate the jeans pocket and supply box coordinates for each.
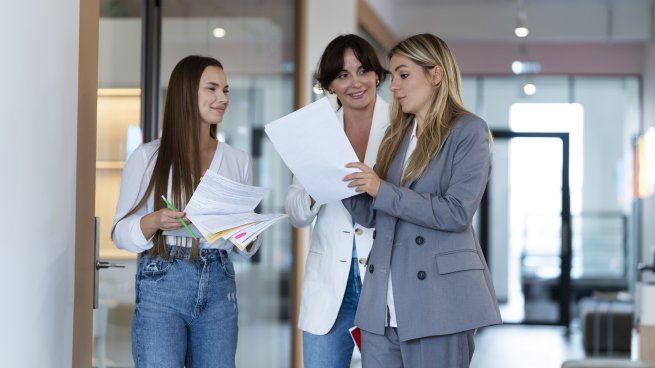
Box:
[220,252,236,280]
[138,255,174,282]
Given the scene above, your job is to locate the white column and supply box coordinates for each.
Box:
[301,0,358,106]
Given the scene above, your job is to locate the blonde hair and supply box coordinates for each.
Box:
[376,34,471,183]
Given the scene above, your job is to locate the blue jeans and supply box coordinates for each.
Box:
[132,247,238,368]
[303,258,362,368]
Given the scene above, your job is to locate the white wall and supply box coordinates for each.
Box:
[0,1,80,367]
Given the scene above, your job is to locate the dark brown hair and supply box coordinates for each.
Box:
[314,34,388,104]
[112,55,224,260]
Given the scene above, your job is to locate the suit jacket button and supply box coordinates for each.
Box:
[355,228,363,235]
[415,236,424,245]
[359,257,367,265]
[369,264,374,273]
[417,271,426,280]
[372,230,376,239]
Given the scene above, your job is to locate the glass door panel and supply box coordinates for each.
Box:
[93,2,142,366]
[489,136,565,324]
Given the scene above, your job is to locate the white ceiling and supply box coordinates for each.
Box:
[367,0,654,43]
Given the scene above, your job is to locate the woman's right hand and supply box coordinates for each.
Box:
[140,208,187,239]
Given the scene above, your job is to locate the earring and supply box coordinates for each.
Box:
[376,79,380,86]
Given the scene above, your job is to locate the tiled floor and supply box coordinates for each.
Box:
[348,325,590,368]
[103,320,638,367]
[471,325,586,368]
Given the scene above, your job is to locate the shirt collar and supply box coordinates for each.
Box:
[410,118,418,141]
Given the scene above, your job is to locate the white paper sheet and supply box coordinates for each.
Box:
[264,97,360,205]
[180,171,285,245]
[227,214,287,249]
[189,212,280,237]
[184,170,267,215]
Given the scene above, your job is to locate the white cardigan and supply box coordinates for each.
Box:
[285,96,389,335]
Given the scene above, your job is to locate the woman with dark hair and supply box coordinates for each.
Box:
[342,34,501,367]
[112,55,259,368]
[285,34,389,367]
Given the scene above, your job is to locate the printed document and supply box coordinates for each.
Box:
[264,97,360,205]
[182,170,286,250]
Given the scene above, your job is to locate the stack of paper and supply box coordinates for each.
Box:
[183,170,286,250]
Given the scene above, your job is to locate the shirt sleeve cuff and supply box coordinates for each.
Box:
[130,215,154,250]
[235,236,262,258]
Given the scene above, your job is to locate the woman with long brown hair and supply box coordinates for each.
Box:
[112,55,258,367]
[342,34,501,367]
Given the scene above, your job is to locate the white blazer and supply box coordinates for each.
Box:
[285,96,389,335]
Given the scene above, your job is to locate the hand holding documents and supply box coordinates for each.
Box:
[170,170,286,250]
[264,97,361,205]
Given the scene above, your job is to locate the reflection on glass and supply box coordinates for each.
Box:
[94,2,142,367]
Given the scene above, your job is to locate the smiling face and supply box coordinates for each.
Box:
[197,66,229,125]
[328,48,378,112]
[389,54,442,121]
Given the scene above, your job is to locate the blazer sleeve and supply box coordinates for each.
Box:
[342,192,377,228]
[284,176,321,228]
[111,145,155,253]
[234,156,264,258]
[372,118,490,232]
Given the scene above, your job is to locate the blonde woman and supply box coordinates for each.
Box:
[342,34,501,367]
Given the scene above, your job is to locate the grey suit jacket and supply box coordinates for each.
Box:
[342,114,502,342]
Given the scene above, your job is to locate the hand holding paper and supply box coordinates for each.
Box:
[175,170,286,250]
[264,97,361,205]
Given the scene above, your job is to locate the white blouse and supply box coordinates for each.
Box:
[111,138,261,257]
[387,119,418,328]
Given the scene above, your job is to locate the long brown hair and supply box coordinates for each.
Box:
[112,55,223,259]
[376,34,471,183]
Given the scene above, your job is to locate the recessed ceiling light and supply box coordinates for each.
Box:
[212,28,226,38]
[523,83,537,96]
[514,26,529,38]
[512,60,542,75]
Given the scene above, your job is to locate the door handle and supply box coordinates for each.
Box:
[96,260,126,270]
[93,217,126,309]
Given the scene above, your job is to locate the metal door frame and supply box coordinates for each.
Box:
[480,130,572,327]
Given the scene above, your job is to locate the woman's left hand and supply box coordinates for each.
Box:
[343,162,381,198]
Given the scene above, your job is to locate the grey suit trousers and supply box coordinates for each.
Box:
[361,327,475,368]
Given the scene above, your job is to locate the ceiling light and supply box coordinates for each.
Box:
[514,0,529,38]
[523,83,537,96]
[212,28,226,38]
[514,26,529,38]
[512,60,542,75]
